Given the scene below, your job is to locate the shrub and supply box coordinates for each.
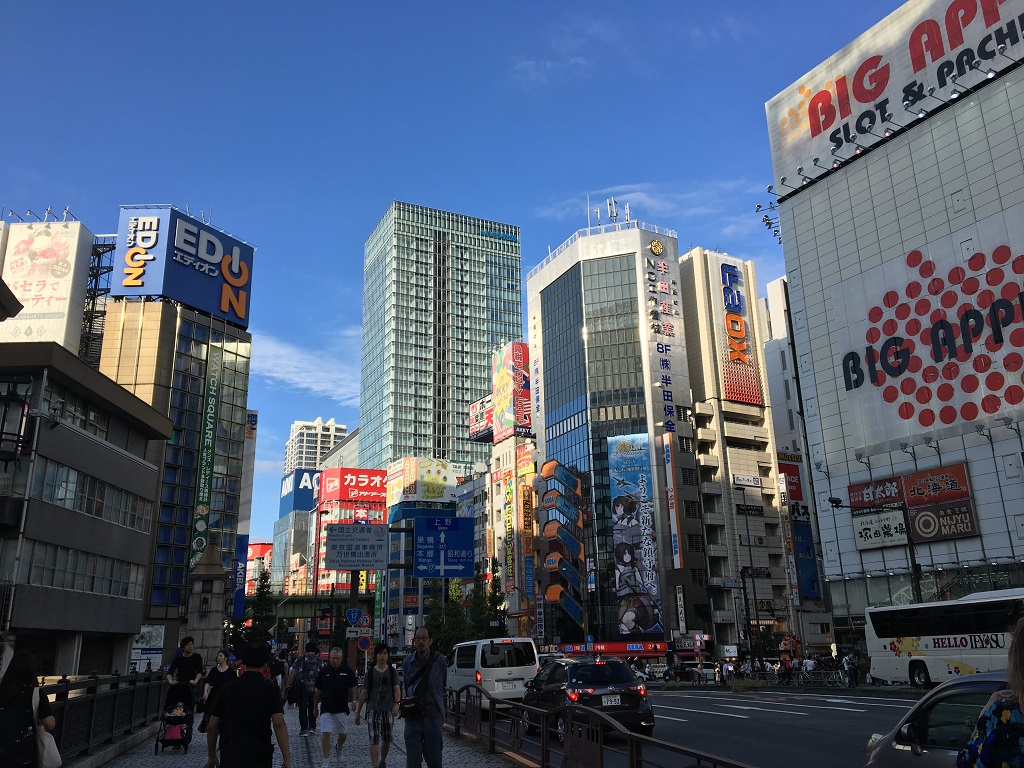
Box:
[730,678,769,693]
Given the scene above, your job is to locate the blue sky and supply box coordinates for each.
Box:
[2,1,904,542]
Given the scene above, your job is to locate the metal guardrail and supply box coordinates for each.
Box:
[41,671,166,760]
[444,684,756,768]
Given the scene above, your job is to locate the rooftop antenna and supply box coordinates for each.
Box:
[594,208,601,226]
[185,204,191,217]
[587,193,591,229]
[62,206,77,222]
[607,197,618,223]
[624,202,630,224]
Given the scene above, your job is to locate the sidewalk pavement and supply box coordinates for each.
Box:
[78,700,526,768]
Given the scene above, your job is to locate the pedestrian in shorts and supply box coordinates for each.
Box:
[354,643,401,768]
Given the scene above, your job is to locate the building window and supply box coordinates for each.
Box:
[684,500,700,519]
[686,534,704,552]
[680,468,697,486]
[780,349,787,371]
[690,569,708,586]
[784,380,791,401]
[788,409,795,430]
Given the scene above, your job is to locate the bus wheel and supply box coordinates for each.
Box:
[909,662,931,688]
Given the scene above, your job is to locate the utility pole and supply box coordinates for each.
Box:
[740,567,754,660]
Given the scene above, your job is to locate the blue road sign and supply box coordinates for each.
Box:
[413,517,474,578]
[346,608,363,626]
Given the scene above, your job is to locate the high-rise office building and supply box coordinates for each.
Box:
[99,204,256,660]
[283,417,347,475]
[527,219,702,654]
[679,247,789,654]
[359,202,522,470]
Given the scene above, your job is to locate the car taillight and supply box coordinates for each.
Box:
[629,683,647,697]
[566,688,593,702]
[475,671,481,684]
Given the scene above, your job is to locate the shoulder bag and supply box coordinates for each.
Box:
[399,653,437,719]
[32,687,62,768]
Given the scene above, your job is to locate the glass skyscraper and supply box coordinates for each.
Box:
[527,222,704,645]
[359,202,522,470]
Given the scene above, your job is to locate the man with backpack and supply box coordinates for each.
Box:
[355,643,402,768]
[286,641,324,736]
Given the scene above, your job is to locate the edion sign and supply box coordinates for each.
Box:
[112,205,255,328]
[766,0,1024,185]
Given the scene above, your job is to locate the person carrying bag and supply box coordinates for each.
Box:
[400,652,437,719]
[32,688,61,768]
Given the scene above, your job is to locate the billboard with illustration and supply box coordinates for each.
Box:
[0,222,93,350]
[492,341,532,442]
[608,433,663,636]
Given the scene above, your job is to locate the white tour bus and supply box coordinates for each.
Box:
[866,588,1024,687]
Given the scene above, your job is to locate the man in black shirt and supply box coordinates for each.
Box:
[167,636,204,687]
[204,641,290,768]
[314,647,357,768]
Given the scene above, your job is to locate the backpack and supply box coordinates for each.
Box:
[298,653,322,692]
[0,687,36,767]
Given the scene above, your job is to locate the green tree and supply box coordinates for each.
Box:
[468,562,488,638]
[485,559,509,638]
[245,570,276,643]
[442,578,469,652]
[424,579,445,648]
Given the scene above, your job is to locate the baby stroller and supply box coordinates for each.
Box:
[156,682,195,754]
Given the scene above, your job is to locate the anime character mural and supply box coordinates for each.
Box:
[608,435,664,635]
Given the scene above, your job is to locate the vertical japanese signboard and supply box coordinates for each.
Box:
[190,341,222,570]
[504,469,515,587]
[609,433,663,635]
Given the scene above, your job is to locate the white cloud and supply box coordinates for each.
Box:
[534,180,783,265]
[535,180,760,223]
[254,459,282,476]
[250,327,361,407]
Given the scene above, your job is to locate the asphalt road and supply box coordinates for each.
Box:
[643,688,921,768]
[499,687,923,768]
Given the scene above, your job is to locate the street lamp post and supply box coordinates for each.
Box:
[827,497,923,603]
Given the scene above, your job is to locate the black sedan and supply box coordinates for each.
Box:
[521,658,655,741]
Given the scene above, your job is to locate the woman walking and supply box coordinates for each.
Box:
[201,649,235,733]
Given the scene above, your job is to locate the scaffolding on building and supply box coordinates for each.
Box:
[79,236,114,369]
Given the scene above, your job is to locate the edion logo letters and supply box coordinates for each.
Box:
[841,246,1024,427]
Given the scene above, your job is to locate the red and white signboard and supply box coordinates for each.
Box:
[319,467,386,504]
[766,0,1024,187]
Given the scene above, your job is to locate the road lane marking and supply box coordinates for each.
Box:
[758,691,918,705]
[655,715,689,722]
[718,705,808,714]
[652,704,748,719]
[654,693,866,712]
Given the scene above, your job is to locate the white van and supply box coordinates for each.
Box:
[448,638,539,703]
